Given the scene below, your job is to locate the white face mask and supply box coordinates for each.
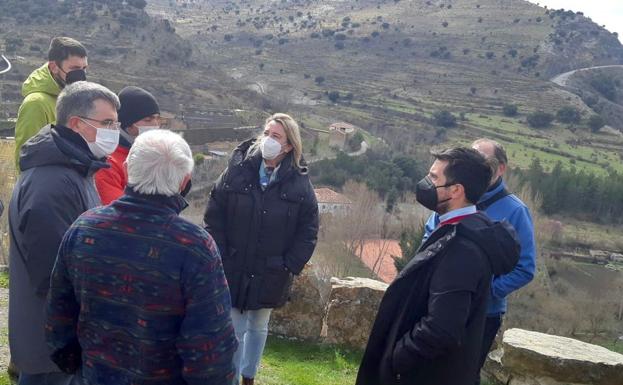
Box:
[260,136,282,160]
[87,127,120,159]
[138,125,160,135]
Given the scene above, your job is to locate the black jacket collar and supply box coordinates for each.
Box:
[122,187,188,214]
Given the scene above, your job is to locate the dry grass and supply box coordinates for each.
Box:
[0,141,16,266]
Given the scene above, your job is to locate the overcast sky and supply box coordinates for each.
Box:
[528,1,622,43]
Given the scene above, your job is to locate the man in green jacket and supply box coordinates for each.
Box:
[14,36,88,167]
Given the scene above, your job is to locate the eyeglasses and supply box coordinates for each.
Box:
[78,116,121,130]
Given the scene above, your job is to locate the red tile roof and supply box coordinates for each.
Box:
[357,239,401,283]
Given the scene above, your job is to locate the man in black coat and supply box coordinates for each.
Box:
[9,81,119,385]
[356,147,520,385]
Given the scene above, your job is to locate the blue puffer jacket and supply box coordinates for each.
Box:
[423,179,536,315]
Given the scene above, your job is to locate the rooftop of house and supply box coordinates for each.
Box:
[314,188,352,205]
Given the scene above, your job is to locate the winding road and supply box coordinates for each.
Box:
[550,64,623,87]
[0,55,11,75]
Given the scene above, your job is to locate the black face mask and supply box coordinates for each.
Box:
[65,69,87,84]
[180,179,192,197]
[415,176,453,212]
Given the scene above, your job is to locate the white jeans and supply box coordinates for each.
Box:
[230,308,272,383]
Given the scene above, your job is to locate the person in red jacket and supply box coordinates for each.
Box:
[95,86,160,204]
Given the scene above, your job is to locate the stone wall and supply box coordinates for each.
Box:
[270,270,623,385]
[484,328,623,385]
[269,269,387,349]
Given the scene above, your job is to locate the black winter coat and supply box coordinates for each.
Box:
[356,212,519,385]
[9,124,107,373]
[204,139,319,310]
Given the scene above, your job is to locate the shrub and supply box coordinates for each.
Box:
[127,0,147,9]
[193,153,205,166]
[315,76,325,85]
[582,93,599,107]
[587,115,605,132]
[521,55,539,69]
[503,104,518,116]
[527,111,554,128]
[590,74,618,101]
[348,131,365,151]
[328,91,340,102]
[433,110,457,128]
[556,106,581,124]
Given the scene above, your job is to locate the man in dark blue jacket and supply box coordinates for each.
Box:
[357,147,520,385]
[423,138,536,384]
[9,81,119,385]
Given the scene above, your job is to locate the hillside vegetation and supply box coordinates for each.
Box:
[141,0,623,175]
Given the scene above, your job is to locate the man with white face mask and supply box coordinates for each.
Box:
[95,86,161,204]
[9,81,119,385]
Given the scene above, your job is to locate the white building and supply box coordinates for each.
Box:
[314,188,352,214]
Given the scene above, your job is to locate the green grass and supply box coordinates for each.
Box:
[256,336,363,385]
[459,113,623,176]
[600,341,623,355]
[556,217,623,250]
[0,373,10,385]
[0,273,7,290]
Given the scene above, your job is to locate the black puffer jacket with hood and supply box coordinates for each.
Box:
[356,211,520,385]
[204,138,319,310]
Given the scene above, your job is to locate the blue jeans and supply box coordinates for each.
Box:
[17,372,74,385]
[230,308,272,383]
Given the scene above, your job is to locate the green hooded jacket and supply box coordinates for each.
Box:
[14,63,61,167]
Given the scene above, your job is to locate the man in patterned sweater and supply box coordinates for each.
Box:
[45,129,237,385]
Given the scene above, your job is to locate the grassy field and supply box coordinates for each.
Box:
[556,217,623,251]
[257,336,362,385]
[259,337,495,385]
[453,113,623,176]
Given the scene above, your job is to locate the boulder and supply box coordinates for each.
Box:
[485,328,623,385]
[325,277,388,348]
[269,266,329,341]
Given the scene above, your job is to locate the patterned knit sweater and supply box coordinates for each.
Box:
[45,189,237,385]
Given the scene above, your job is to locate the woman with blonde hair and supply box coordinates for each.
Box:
[204,113,319,385]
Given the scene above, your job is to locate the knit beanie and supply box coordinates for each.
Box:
[117,86,160,130]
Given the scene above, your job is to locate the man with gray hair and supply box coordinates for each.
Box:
[9,81,119,385]
[45,130,237,385]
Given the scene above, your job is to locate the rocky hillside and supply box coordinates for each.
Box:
[141,0,623,171]
[2,0,623,174]
[0,0,264,128]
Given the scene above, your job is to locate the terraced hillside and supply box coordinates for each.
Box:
[145,0,623,174]
[0,0,264,133]
[1,0,622,174]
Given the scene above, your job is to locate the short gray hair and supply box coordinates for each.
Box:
[127,129,194,196]
[56,81,120,126]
